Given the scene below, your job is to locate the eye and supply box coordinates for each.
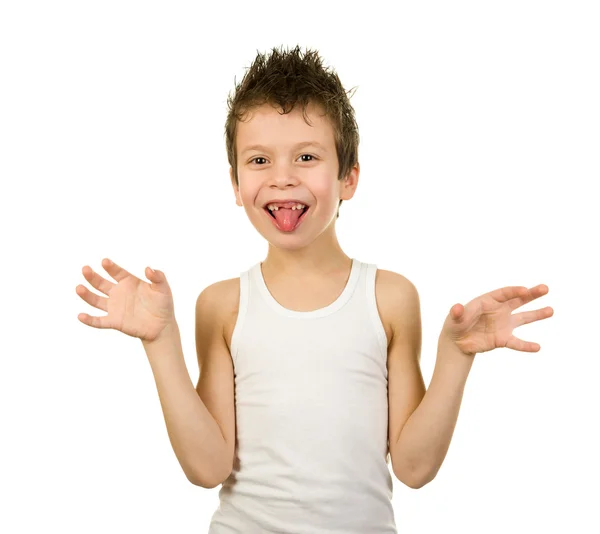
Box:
[249,154,317,165]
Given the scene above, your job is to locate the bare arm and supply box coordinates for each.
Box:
[75,259,230,487]
[392,336,474,487]
[143,321,229,488]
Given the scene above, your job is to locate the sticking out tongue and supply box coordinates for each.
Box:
[273,207,304,231]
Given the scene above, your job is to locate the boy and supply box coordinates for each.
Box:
[76,45,554,533]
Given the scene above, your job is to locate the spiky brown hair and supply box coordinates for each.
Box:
[224,45,360,219]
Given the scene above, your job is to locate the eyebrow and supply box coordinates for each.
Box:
[240,141,328,155]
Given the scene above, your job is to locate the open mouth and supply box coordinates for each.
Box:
[264,206,309,219]
[263,205,311,232]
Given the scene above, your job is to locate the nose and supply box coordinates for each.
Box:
[267,165,301,189]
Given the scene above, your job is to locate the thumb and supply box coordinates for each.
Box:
[145,267,172,295]
[146,266,163,280]
[450,303,464,320]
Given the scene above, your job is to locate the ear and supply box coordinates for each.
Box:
[339,161,360,201]
[230,167,243,207]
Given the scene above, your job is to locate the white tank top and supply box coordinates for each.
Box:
[208,258,398,533]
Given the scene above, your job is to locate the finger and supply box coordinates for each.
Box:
[451,300,482,329]
[77,312,111,329]
[146,266,162,281]
[146,267,171,293]
[81,264,115,296]
[449,304,462,319]
[489,286,530,305]
[101,258,133,283]
[75,284,109,313]
[514,306,554,326]
[507,284,550,312]
[504,336,541,352]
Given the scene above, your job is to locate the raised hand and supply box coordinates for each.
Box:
[76,258,176,342]
[440,284,554,357]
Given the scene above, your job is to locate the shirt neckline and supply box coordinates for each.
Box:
[252,258,361,319]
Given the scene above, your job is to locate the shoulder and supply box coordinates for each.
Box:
[199,277,239,303]
[375,268,415,292]
[198,276,240,315]
[197,277,241,350]
[375,268,421,344]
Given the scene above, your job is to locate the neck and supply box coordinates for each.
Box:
[261,227,351,278]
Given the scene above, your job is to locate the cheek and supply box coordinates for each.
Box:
[310,180,340,206]
[237,182,259,206]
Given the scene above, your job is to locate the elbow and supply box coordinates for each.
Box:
[410,468,437,489]
[186,472,220,489]
[186,475,212,489]
[187,463,232,489]
[401,474,429,490]
[406,477,428,490]
[399,474,424,490]
[394,465,434,490]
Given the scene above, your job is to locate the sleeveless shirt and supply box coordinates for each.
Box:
[207,258,398,533]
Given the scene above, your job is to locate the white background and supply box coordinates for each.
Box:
[1,0,598,532]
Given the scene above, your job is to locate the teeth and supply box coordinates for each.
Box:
[267,203,306,211]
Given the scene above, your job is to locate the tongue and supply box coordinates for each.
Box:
[273,207,303,231]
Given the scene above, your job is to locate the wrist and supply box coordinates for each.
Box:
[142,320,180,348]
[432,335,474,387]
[437,334,476,363]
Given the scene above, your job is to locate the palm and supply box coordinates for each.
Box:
[441,284,554,356]
[76,258,175,341]
[106,275,173,339]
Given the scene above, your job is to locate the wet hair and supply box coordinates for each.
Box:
[224,45,360,219]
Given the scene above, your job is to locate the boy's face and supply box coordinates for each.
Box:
[230,102,359,247]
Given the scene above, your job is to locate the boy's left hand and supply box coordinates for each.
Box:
[440,284,554,357]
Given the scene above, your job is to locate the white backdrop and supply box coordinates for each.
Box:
[1,1,598,532]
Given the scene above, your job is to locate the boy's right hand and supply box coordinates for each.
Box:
[76,258,176,343]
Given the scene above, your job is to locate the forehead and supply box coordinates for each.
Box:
[236,102,334,152]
